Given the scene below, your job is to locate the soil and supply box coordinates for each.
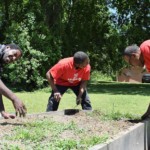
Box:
[0,110,139,142]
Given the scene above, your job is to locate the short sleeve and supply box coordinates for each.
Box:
[49,63,64,79]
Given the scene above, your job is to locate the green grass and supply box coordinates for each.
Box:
[1,117,109,149]
[3,81,150,118]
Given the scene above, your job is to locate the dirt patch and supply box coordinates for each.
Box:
[0,110,138,141]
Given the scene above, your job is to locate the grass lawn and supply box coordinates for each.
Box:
[3,81,150,118]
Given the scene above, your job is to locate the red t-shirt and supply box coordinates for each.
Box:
[140,40,150,72]
[49,57,91,86]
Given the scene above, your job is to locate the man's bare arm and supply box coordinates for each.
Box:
[78,80,88,97]
[0,79,27,117]
[0,94,4,112]
[46,71,61,101]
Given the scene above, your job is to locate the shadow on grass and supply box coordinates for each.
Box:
[127,117,150,123]
[128,119,143,123]
[0,122,23,126]
[88,81,150,96]
[7,81,150,96]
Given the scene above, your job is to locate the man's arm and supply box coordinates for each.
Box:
[78,80,88,98]
[46,72,58,92]
[0,94,5,112]
[76,80,88,105]
[0,94,16,119]
[46,71,61,101]
[0,79,27,117]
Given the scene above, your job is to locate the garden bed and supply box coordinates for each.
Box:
[0,110,138,149]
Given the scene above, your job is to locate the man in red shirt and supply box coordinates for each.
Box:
[46,51,92,111]
[123,39,150,119]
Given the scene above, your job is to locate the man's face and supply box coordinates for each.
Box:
[75,58,89,69]
[124,54,143,67]
[2,47,21,64]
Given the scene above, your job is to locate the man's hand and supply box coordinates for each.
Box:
[1,111,15,119]
[12,99,27,117]
[54,92,61,102]
[0,79,27,117]
[76,97,82,105]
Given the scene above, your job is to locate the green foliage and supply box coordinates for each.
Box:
[87,109,140,122]
[3,17,48,89]
[56,139,77,149]
[108,0,149,44]
[83,135,108,146]
[0,0,149,90]
[2,10,61,89]
[0,144,21,150]
[102,111,139,121]
[90,71,113,82]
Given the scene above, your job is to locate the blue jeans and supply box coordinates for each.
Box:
[46,84,92,111]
